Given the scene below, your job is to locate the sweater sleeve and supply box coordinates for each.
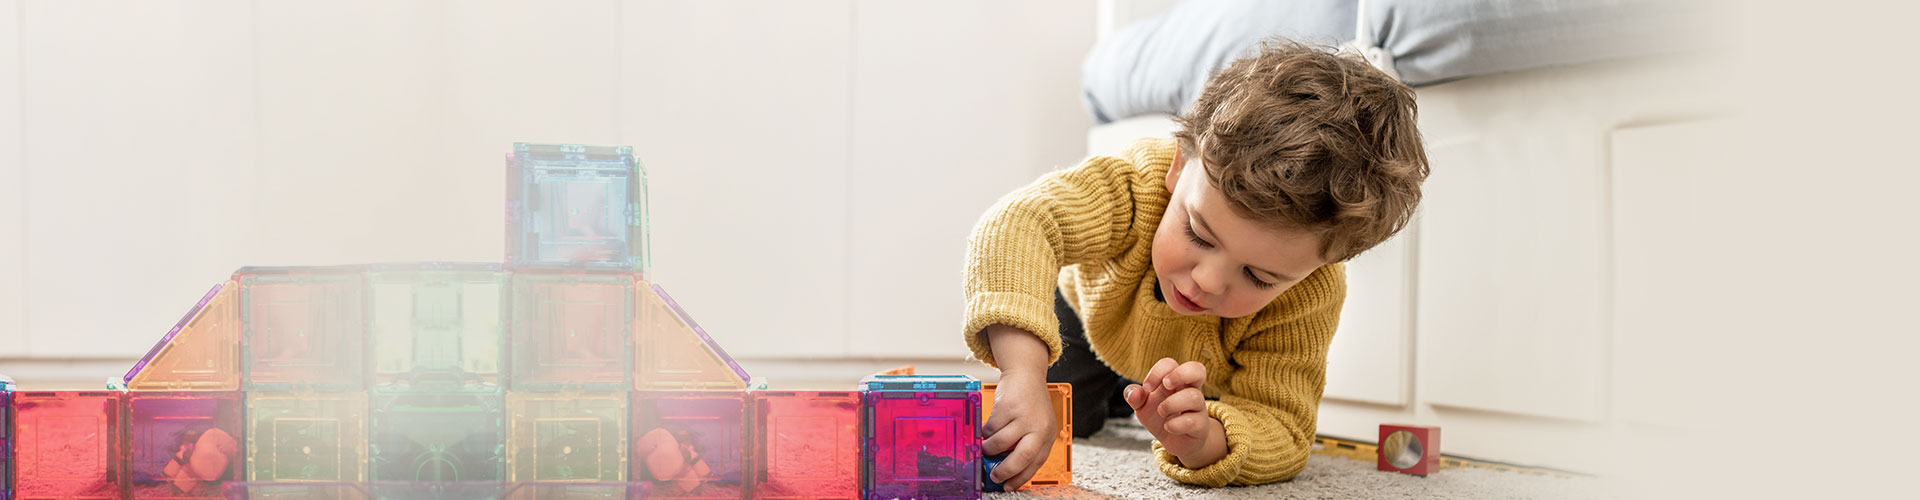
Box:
[1153,264,1346,486]
[961,139,1173,368]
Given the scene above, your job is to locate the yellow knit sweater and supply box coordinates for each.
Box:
[963,137,1345,487]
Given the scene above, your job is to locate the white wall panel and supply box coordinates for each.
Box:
[1324,230,1413,406]
[22,0,257,357]
[0,0,25,356]
[847,0,1096,357]
[620,0,854,358]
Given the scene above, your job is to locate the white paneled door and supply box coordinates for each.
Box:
[620,0,855,359]
[21,0,258,357]
[0,0,24,356]
[847,0,1096,357]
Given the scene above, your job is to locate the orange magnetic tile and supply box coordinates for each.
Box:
[980,382,1073,488]
[633,281,749,391]
[125,282,241,392]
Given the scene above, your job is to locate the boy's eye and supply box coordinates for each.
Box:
[1244,268,1278,290]
[1183,222,1214,248]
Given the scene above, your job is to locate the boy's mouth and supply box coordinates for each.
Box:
[1170,286,1205,313]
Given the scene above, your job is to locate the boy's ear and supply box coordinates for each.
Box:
[1166,148,1183,192]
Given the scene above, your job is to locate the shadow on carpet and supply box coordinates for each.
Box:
[990,418,1614,500]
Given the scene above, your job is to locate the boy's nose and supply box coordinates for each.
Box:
[1191,259,1229,297]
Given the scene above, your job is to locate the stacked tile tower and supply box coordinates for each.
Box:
[0,143,1071,500]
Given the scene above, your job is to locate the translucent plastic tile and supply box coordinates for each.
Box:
[751,391,861,500]
[11,391,124,499]
[219,482,372,500]
[861,389,981,500]
[245,392,368,483]
[502,482,650,500]
[634,283,749,391]
[128,392,244,499]
[237,266,368,392]
[506,142,650,272]
[979,383,1073,488]
[1,379,10,500]
[505,392,628,482]
[859,374,980,393]
[369,263,506,393]
[126,282,241,392]
[508,271,632,392]
[630,391,746,499]
[369,392,505,482]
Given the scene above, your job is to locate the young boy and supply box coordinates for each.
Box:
[964,41,1428,488]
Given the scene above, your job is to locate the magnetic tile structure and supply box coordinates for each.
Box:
[369,262,506,394]
[634,283,749,392]
[504,392,629,483]
[979,383,1074,488]
[238,266,369,393]
[860,375,982,500]
[2,143,1075,499]
[508,270,633,393]
[123,283,240,392]
[507,143,650,272]
[630,392,747,499]
[127,392,243,499]
[245,392,368,483]
[369,392,504,482]
[1,377,13,500]
[11,391,125,499]
[752,391,861,500]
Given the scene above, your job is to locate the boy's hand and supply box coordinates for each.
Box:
[979,369,1058,490]
[1124,357,1228,469]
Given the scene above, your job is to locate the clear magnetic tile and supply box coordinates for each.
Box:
[369,263,506,393]
[634,283,749,392]
[752,391,861,499]
[219,482,373,500]
[501,482,650,500]
[369,392,505,482]
[11,391,124,499]
[508,270,633,392]
[505,392,628,482]
[506,143,649,272]
[125,282,241,392]
[630,391,746,499]
[128,392,244,499]
[859,374,980,393]
[980,383,1073,488]
[862,390,982,500]
[245,392,368,483]
[237,266,368,392]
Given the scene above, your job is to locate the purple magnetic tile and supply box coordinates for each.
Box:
[649,284,749,383]
[129,392,244,499]
[127,283,225,382]
[863,391,982,500]
[631,392,746,499]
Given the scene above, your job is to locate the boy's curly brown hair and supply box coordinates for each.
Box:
[1173,39,1429,263]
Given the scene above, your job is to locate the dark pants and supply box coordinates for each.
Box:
[1046,289,1135,438]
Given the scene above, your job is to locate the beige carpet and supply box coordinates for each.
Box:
[993,419,1613,500]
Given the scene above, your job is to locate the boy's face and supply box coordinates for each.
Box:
[1152,152,1329,318]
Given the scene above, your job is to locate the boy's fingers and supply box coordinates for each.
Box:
[981,423,1021,455]
[1166,361,1207,390]
[1144,357,1178,392]
[981,411,1008,438]
[992,433,1046,487]
[1157,387,1206,420]
[1163,412,1211,437]
[1123,384,1147,411]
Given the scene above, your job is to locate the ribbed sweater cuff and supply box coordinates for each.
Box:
[1153,400,1252,487]
[962,291,1063,368]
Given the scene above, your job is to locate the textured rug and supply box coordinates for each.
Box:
[992,419,1614,500]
